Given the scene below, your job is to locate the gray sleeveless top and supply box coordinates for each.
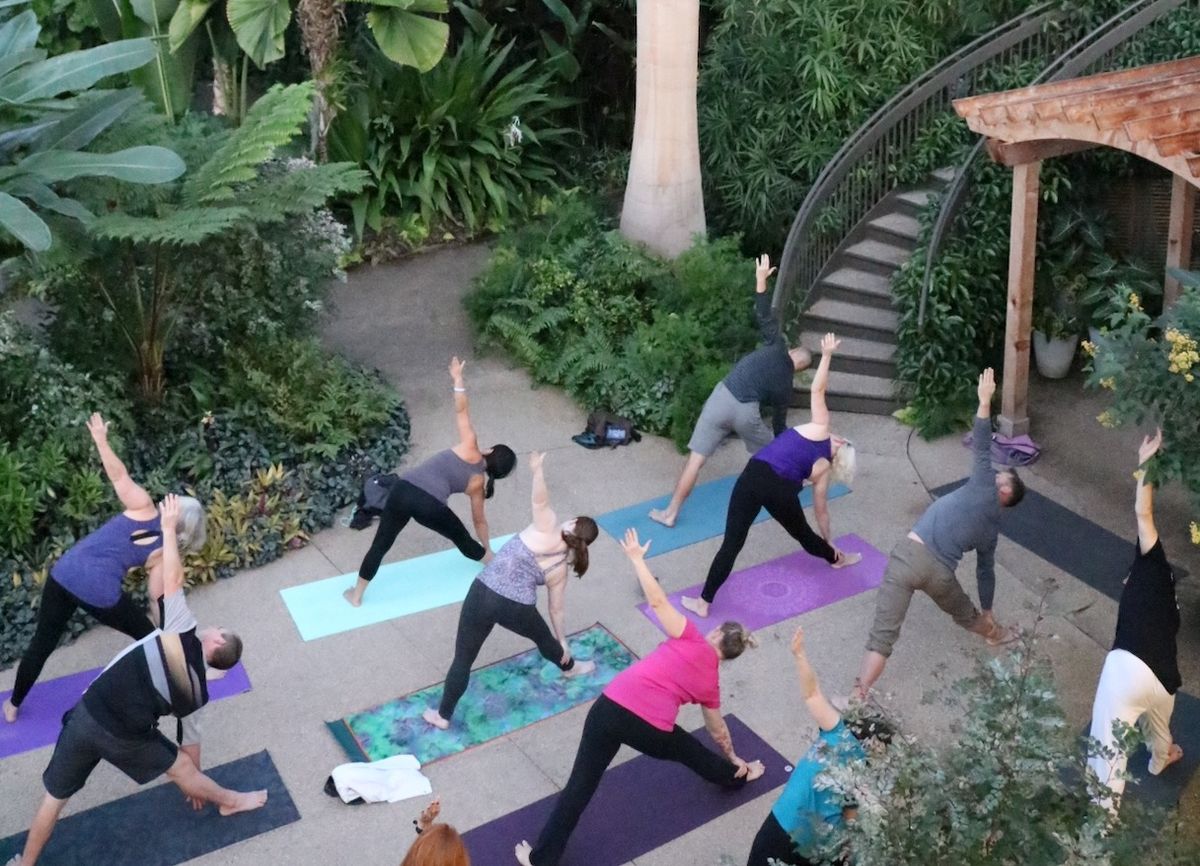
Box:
[402,449,485,504]
[480,536,568,605]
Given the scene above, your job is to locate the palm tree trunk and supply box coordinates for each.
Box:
[297,0,345,161]
[619,0,705,259]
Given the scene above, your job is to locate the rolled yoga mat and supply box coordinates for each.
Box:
[0,750,299,866]
[638,533,887,634]
[596,475,850,558]
[327,623,637,765]
[280,534,513,641]
[0,662,252,761]
[461,714,789,865]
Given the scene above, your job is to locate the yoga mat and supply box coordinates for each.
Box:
[0,750,299,866]
[638,534,886,634]
[0,662,252,761]
[462,714,789,865]
[930,482,1192,601]
[596,475,851,558]
[327,623,637,764]
[280,534,514,641]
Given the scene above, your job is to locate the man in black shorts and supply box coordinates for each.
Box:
[6,495,266,866]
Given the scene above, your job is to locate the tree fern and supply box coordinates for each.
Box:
[240,162,368,224]
[90,206,247,245]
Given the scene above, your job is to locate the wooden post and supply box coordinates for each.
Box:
[998,161,1041,438]
[1164,174,1196,307]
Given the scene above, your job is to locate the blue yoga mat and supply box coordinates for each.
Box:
[596,475,850,558]
[281,534,513,641]
[0,750,298,866]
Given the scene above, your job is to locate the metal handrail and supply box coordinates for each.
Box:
[773,3,1059,329]
[917,0,1188,326]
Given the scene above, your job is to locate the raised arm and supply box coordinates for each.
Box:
[88,413,155,516]
[807,333,839,429]
[791,626,841,731]
[149,494,184,603]
[968,368,996,486]
[1135,429,1161,554]
[620,529,687,638]
[449,357,480,452]
[528,451,557,533]
[753,254,783,347]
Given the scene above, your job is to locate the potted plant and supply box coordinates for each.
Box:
[1078,258,1159,344]
[1032,304,1080,378]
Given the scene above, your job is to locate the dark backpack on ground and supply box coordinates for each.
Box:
[348,472,399,529]
[572,411,642,449]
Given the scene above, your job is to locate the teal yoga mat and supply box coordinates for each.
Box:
[327,623,637,764]
[596,475,850,557]
[280,534,513,641]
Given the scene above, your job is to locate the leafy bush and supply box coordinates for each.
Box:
[467,193,760,448]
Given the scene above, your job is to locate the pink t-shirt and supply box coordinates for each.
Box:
[603,621,721,731]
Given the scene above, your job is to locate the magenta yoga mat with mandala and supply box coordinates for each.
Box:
[638,534,887,633]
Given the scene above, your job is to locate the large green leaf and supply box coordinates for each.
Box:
[0,191,51,250]
[130,0,181,25]
[167,0,216,51]
[226,0,290,68]
[11,146,185,183]
[32,89,142,152]
[0,9,39,58]
[90,205,246,244]
[6,177,93,221]
[0,38,157,103]
[0,47,44,82]
[367,7,449,72]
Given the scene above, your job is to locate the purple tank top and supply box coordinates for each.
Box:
[480,536,567,605]
[753,429,832,485]
[51,513,164,609]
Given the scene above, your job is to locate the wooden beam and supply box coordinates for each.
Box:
[986,137,1096,166]
[1123,107,1200,141]
[1164,174,1196,307]
[1152,128,1200,157]
[1085,81,1200,126]
[999,161,1041,438]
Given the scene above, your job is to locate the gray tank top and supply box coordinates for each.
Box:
[480,536,568,605]
[402,449,485,504]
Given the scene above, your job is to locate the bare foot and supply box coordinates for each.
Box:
[744,760,765,781]
[219,789,268,816]
[342,587,363,608]
[985,623,1021,647]
[832,550,862,569]
[422,708,450,730]
[681,596,710,618]
[1152,743,1184,775]
[6,854,23,865]
[205,666,227,681]
[563,659,596,678]
[3,698,17,723]
[515,841,534,865]
[648,508,676,528]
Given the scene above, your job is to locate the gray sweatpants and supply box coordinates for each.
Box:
[687,382,773,457]
[866,537,980,657]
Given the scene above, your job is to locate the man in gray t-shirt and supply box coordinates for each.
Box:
[6,496,266,866]
[853,369,1024,700]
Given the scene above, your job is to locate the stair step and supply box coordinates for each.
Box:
[894,188,940,214]
[931,166,957,183]
[868,210,922,242]
[841,238,910,275]
[792,371,900,416]
[804,298,898,341]
[818,266,894,310]
[798,332,896,378]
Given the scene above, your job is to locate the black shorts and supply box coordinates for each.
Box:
[43,704,178,799]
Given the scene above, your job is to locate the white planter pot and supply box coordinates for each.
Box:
[1033,330,1079,379]
[1088,325,1103,346]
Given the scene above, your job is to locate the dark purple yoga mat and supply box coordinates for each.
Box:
[461,714,789,865]
[0,663,252,760]
[639,533,886,634]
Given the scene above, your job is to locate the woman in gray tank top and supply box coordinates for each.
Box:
[345,357,517,607]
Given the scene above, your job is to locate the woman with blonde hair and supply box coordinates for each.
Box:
[4,413,207,723]
[684,333,861,619]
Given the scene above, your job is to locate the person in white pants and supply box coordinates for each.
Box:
[1087,429,1183,815]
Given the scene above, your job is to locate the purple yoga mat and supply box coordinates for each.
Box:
[0,663,252,760]
[461,714,789,865]
[640,533,886,634]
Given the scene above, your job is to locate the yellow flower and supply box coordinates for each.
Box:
[1099,377,1115,390]
[1187,373,1195,383]
[1081,340,1096,357]
[1192,522,1200,546]
[1097,411,1115,428]
[1129,292,1141,310]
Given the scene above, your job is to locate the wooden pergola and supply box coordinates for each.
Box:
[954,55,1200,436]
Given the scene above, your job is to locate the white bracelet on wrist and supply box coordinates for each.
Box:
[453,386,466,393]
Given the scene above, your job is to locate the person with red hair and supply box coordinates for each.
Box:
[402,798,470,866]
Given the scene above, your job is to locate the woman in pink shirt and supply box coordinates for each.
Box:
[515,528,766,866]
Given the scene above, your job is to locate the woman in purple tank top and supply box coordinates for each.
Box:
[684,335,862,618]
[4,414,206,723]
[344,357,517,607]
[423,451,598,730]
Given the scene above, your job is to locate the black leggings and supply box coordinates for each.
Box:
[358,480,485,581]
[11,577,154,707]
[702,459,836,603]
[747,812,812,866]
[438,580,573,719]
[530,694,745,866]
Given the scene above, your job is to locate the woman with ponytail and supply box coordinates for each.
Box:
[424,451,598,730]
[345,357,516,607]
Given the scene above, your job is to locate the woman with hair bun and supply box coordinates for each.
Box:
[5,413,207,723]
[345,356,516,607]
[515,528,765,866]
[424,451,598,730]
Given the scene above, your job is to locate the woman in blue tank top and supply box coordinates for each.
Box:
[684,334,862,618]
[423,451,598,730]
[4,414,206,723]
[345,357,517,607]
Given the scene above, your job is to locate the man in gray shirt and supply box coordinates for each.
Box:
[650,254,811,527]
[853,368,1024,700]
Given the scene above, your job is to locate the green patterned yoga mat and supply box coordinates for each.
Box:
[326,623,636,764]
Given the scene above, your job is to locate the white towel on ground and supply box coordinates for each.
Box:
[330,754,432,804]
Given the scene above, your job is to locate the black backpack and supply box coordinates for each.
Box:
[572,411,642,449]
[348,472,399,529]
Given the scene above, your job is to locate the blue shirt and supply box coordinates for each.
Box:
[771,720,864,856]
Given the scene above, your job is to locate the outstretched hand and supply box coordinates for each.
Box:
[528,451,545,474]
[620,527,651,561]
[159,494,180,530]
[977,367,996,405]
[790,625,807,658]
[755,254,776,288]
[86,412,109,445]
[448,356,466,382]
[820,332,840,356]
[417,796,441,831]
[1138,427,1163,466]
